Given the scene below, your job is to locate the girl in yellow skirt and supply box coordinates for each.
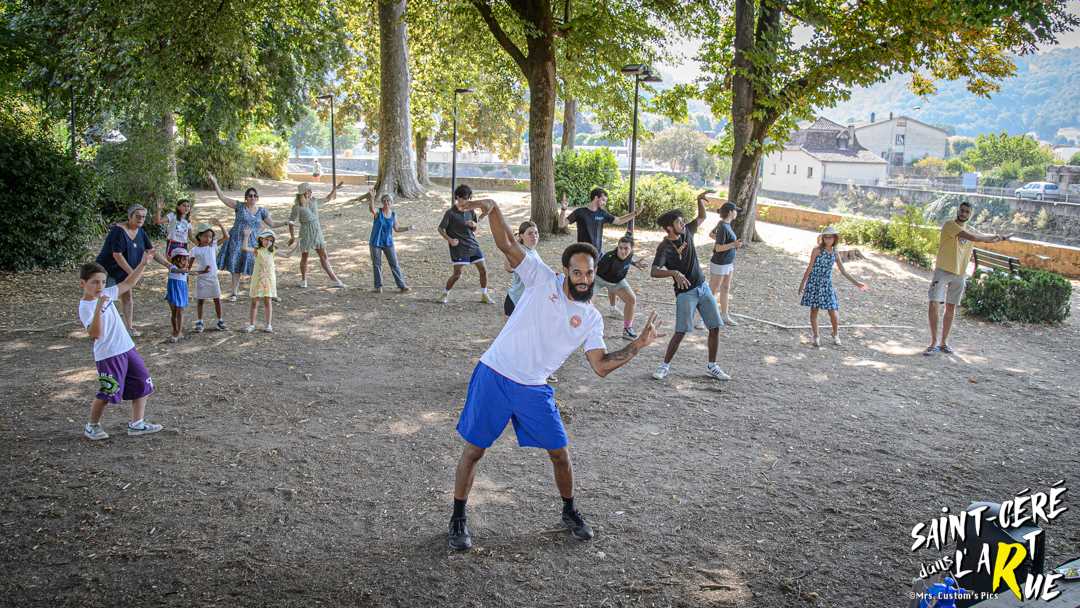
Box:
[241,229,296,333]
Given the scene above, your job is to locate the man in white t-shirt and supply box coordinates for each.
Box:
[78,257,164,441]
[447,197,663,551]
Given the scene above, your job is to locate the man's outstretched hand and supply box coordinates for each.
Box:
[634,311,664,349]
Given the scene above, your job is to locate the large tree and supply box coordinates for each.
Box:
[691,0,1078,241]
[464,0,691,232]
[6,0,347,186]
[375,0,424,198]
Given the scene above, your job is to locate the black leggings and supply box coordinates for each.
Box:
[503,294,515,317]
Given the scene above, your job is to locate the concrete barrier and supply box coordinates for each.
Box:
[703,197,1080,279]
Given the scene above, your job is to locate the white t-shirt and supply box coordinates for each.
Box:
[78,286,135,362]
[165,212,191,243]
[480,254,606,385]
[191,243,219,292]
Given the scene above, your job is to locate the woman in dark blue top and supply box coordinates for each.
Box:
[368,193,413,292]
[94,204,173,336]
[707,202,744,326]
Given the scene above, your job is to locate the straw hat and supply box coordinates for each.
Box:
[821,226,839,236]
[297,182,312,194]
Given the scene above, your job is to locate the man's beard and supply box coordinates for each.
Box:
[568,280,594,302]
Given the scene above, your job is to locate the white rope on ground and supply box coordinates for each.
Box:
[729,313,913,330]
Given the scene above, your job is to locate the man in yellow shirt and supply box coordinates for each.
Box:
[926,201,1011,355]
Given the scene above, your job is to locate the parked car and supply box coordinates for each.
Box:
[1014,181,1061,200]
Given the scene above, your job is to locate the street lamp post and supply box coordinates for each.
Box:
[451,87,474,198]
[620,64,662,235]
[317,94,336,187]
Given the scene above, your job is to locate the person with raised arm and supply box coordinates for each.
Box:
[445,196,663,551]
[206,172,287,301]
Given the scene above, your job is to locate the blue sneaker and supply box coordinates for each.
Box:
[923,345,940,356]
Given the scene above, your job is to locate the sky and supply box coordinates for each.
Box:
[658,3,1080,87]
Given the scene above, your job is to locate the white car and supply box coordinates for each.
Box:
[1014,181,1060,200]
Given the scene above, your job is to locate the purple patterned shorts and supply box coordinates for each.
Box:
[95,348,154,404]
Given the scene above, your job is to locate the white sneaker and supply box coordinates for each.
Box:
[480,292,493,304]
[652,363,670,380]
[330,281,345,289]
[440,292,449,304]
[168,336,179,343]
[609,305,621,318]
[811,335,821,347]
[693,317,705,330]
[722,315,738,326]
[299,280,308,288]
[706,363,731,381]
[127,420,163,436]
[227,294,237,302]
[243,324,255,333]
[194,320,205,333]
[263,325,274,333]
[83,423,109,441]
[832,334,842,346]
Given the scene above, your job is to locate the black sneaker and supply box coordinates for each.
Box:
[622,327,638,340]
[561,509,594,541]
[448,516,472,551]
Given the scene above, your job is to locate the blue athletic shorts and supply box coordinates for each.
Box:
[456,362,568,450]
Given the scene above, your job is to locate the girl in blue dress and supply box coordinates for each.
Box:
[207,172,288,301]
[798,226,868,347]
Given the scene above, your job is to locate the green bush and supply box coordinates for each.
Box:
[91,116,187,227]
[179,140,253,190]
[886,205,939,269]
[1019,164,1046,183]
[242,128,289,180]
[554,148,620,206]
[835,205,939,269]
[962,268,1072,323]
[608,173,697,228]
[0,103,104,270]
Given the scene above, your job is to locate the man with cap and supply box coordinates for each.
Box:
[707,201,744,326]
[445,196,663,551]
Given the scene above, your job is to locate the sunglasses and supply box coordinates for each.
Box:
[245,193,259,199]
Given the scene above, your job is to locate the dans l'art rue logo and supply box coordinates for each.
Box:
[909,480,1071,604]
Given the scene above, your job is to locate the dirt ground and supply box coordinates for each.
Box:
[1,179,1078,607]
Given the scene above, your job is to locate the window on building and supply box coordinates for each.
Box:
[895,134,906,146]
[807,166,813,178]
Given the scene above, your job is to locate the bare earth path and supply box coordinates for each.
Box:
[1,180,1077,607]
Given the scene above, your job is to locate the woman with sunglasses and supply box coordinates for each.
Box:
[207,172,287,301]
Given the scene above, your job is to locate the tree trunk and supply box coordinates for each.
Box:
[727,0,779,243]
[526,56,558,233]
[415,132,431,186]
[161,111,177,183]
[561,98,576,151]
[375,0,423,199]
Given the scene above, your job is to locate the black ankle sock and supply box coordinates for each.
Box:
[452,498,467,519]
[562,496,575,513]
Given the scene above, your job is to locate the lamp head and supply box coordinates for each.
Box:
[620,64,647,76]
[643,73,663,83]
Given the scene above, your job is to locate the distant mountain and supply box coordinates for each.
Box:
[821,47,1080,141]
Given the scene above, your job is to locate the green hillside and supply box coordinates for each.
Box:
[822,47,1080,141]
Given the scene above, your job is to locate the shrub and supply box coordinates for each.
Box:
[0,102,104,270]
[554,148,620,206]
[608,173,698,228]
[835,205,939,269]
[93,119,183,225]
[179,139,253,189]
[962,268,1071,323]
[886,205,939,269]
[242,128,289,180]
[1035,208,1052,231]
[1019,164,1046,183]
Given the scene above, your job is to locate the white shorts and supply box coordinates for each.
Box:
[928,268,966,305]
[710,262,734,277]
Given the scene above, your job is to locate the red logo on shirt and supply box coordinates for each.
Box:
[569,315,582,328]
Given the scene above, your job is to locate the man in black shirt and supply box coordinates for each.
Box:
[558,188,639,256]
[439,184,493,304]
[650,192,730,382]
[595,236,648,340]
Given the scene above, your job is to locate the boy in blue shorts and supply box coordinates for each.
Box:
[438,184,491,304]
[78,255,164,440]
[447,197,663,551]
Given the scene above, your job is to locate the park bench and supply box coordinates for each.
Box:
[973,247,1021,276]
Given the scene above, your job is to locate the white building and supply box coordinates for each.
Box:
[762,118,888,197]
[851,113,949,166]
